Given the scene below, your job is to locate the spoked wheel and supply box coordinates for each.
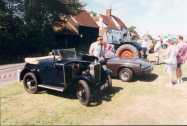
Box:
[23,72,39,94]
[76,80,91,106]
[119,68,133,82]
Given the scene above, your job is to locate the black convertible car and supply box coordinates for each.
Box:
[19,48,112,106]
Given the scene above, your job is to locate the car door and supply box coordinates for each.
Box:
[39,61,65,85]
[52,62,65,84]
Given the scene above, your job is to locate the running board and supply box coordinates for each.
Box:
[38,84,64,92]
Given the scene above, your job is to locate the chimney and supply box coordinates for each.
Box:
[106,9,112,17]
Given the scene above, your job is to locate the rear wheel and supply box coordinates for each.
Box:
[23,72,39,94]
[116,44,139,58]
[119,68,133,82]
[76,80,91,106]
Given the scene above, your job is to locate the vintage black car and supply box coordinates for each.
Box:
[107,57,153,82]
[19,48,112,106]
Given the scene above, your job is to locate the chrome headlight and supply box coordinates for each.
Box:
[89,64,95,76]
[89,63,101,82]
[82,69,90,76]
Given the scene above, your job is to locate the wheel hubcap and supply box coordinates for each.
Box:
[119,50,134,58]
[77,86,86,100]
[26,77,36,90]
[121,71,129,81]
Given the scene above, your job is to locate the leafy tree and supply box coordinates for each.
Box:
[0,0,84,64]
[128,26,136,33]
[128,26,139,40]
[90,11,97,17]
[23,0,84,53]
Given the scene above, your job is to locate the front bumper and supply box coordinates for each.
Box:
[135,65,153,76]
[142,66,153,74]
[96,81,109,91]
[83,74,109,91]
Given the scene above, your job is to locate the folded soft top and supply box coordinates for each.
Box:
[25,56,54,64]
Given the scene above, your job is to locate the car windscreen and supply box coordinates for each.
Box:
[52,48,77,59]
[62,48,77,59]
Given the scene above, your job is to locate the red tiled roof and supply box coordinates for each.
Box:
[100,14,127,30]
[100,14,117,30]
[112,15,127,29]
[71,10,99,28]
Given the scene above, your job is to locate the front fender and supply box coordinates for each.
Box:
[19,65,41,83]
[72,75,96,88]
[19,68,30,81]
[105,69,112,76]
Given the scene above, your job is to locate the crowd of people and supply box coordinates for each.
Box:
[88,35,187,86]
[164,36,187,85]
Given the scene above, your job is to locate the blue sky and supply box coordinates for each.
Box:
[82,0,187,36]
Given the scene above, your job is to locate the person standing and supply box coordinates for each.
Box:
[89,36,115,60]
[141,37,149,59]
[154,37,162,64]
[164,38,178,85]
[89,36,114,73]
[176,35,186,84]
[89,36,106,60]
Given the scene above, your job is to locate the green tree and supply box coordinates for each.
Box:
[128,26,139,40]
[23,0,84,53]
[0,0,84,64]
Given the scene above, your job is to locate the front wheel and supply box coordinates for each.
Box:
[106,75,112,91]
[119,68,133,82]
[76,80,91,106]
[23,72,39,94]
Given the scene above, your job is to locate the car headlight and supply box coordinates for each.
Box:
[89,64,95,76]
[82,69,90,75]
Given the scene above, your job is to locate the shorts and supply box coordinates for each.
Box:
[165,64,177,74]
[177,63,182,68]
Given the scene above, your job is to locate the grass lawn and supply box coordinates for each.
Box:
[1,64,187,125]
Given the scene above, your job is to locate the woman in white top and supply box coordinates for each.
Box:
[164,39,178,85]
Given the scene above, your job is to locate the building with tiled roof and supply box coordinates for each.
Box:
[96,9,128,43]
[53,10,99,51]
[70,10,99,28]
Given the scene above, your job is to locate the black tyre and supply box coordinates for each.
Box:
[116,44,139,58]
[119,68,133,82]
[76,80,91,106]
[106,75,112,90]
[23,72,39,94]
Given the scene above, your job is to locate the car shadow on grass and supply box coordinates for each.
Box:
[182,77,187,82]
[42,86,123,107]
[131,73,158,83]
[91,86,123,106]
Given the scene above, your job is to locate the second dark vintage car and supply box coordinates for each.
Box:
[107,57,153,82]
[19,48,112,106]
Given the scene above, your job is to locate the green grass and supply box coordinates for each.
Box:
[1,64,187,125]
